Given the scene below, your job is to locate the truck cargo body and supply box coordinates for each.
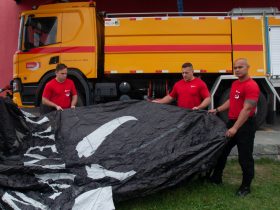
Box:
[12,2,280,126]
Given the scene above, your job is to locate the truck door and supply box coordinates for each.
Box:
[15,13,62,105]
[59,8,97,79]
[231,16,266,76]
[269,26,280,77]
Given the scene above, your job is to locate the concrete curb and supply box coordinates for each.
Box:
[230,131,280,160]
[230,145,280,160]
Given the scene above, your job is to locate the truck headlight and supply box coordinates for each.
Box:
[13,79,21,92]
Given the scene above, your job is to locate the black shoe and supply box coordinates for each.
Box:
[236,186,251,197]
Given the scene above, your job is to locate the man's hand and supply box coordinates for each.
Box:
[192,106,199,110]
[56,105,63,111]
[71,105,76,109]
[226,127,237,138]
[208,108,218,114]
[152,99,160,103]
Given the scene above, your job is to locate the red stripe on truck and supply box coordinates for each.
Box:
[233,45,263,51]
[105,44,263,52]
[16,44,263,54]
[105,45,232,52]
[17,46,95,54]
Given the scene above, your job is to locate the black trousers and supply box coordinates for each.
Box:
[212,117,256,187]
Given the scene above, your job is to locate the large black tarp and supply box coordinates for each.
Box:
[0,98,227,209]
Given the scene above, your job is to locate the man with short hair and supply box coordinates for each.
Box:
[41,63,77,113]
[153,62,210,110]
[208,58,260,196]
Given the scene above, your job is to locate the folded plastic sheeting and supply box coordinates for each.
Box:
[0,99,227,209]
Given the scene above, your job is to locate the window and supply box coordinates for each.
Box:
[23,16,58,50]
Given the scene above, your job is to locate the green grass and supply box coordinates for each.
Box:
[116,159,280,210]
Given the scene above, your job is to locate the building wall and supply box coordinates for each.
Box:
[0,0,279,90]
[0,1,19,89]
[0,0,51,91]
[96,0,280,12]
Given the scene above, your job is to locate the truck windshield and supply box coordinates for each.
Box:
[23,16,57,50]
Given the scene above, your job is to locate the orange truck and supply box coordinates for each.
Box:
[12,2,280,126]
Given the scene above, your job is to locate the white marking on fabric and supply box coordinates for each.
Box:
[32,133,55,141]
[72,186,115,210]
[26,145,58,154]
[32,126,54,140]
[24,162,65,169]
[2,193,29,210]
[24,153,47,160]
[36,126,52,134]
[34,175,71,200]
[24,145,63,169]
[25,116,49,124]
[49,192,62,200]
[35,173,75,182]
[14,192,47,209]
[86,164,136,181]
[50,183,71,189]
[2,192,47,210]
[76,116,138,158]
[21,110,36,118]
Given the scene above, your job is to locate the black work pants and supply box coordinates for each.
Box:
[212,117,256,187]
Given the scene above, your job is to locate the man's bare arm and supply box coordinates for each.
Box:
[42,97,63,110]
[71,95,78,108]
[226,99,257,137]
[193,96,211,110]
[208,99,230,114]
[152,95,174,104]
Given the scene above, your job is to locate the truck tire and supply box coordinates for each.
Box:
[217,89,267,129]
[217,88,230,124]
[76,88,85,107]
[255,92,267,128]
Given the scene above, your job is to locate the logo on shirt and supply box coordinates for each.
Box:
[65,90,71,97]
[190,85,196,88]
[234,90,240,99]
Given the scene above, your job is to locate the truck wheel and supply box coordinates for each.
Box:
[76,89,85,107]
[217,88,230,124]
[255,92,267,128]
[218,89,267,128]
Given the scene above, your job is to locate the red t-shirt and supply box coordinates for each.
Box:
[228,78,260,119]
[169,78,210,109]
[42,78,77,109]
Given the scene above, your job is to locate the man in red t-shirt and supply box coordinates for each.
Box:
[152,62,210,110]
[208,58,260,197]
[42,63,77,113]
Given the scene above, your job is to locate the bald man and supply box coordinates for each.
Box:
[208,58,260,196]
